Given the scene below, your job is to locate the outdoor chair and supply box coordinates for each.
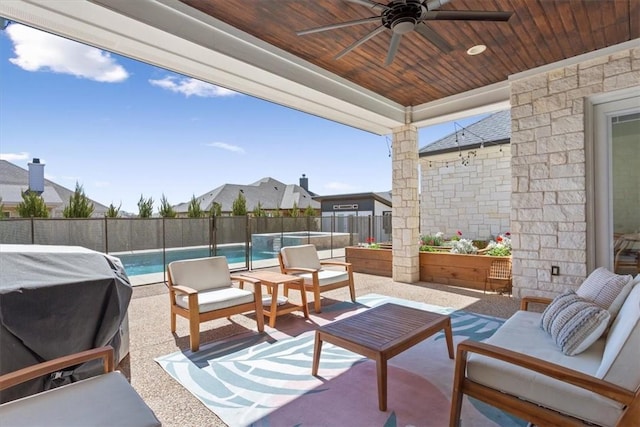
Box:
[484,258,512,295]
[614,233,640,275]
[0,346,160,426]
[278,244,355,313]
[167,256,264,352]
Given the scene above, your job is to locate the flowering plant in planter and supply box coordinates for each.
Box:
[485,232,512,256]
[420,232,446,251]
[361,237,380,249]
[450,238,478,254]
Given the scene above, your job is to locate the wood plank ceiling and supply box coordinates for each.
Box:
[180,0,639,107]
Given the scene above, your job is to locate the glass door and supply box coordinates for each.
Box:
[591,94,640,274]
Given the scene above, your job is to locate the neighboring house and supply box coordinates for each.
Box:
[313,191,392,217]
[174,175,320,216]
[419,110,512,240]
[0,159,108,218]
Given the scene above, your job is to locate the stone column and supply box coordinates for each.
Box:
[392,124,420,283]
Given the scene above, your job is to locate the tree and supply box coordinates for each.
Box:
[252,201,266,217]
[158,194,176,218]
[63,182,95,218]
[289,201,300,217]
[105,202,121,218]
[0,196,5,219]
[16,190,49,218]
[232,191,247,216]
[209,202,222,217]
[187,195,204,218]
[304,205,316,217]
[272,207,282,217]
[137,194,154,218]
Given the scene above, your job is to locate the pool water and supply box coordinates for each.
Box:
[114,246,274,276]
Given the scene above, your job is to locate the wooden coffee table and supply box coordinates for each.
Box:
[311,303,454,411]
[237,270,309,327]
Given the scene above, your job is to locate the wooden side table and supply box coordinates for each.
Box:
[236,270,309,327]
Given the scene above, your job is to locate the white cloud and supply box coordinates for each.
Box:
[149,76,238,98]
[6,23,128,82]
[205,142,245,154]
[324,182,357,191]
[0,152,30,162]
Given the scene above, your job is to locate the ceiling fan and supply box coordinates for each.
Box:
[297,0,513,66]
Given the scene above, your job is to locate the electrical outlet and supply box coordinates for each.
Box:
[551,266,560,276]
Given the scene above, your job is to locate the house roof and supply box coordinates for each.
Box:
[313,191,392,207]
[0,160,108,214]
[173,177,320,213]
[419,110,511,157]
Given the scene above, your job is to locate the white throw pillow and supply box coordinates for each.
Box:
[576,267,632,322]
[540,290,610,356]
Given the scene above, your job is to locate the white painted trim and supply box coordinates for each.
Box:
[510,39,640,82]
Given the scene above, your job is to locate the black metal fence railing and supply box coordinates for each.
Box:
[0,215,392,284]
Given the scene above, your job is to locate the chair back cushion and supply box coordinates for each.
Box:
[280,245,321,270]
[596,275,640,391]
[168,256,232,291]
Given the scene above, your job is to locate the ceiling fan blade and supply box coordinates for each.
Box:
[297,16,380,35]
[414,22,453,52]
[385,32,403,66]
[335,26,386,60]
[345,0,390,11]
[423,10,512,22]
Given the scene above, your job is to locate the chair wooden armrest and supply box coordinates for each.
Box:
[320,261,352,270]
[171,284,198,295]
[520,296,553,311]
[230,275,262,291]
[455,340,634,405]
[0,346,114,392]
[282,266,318,274]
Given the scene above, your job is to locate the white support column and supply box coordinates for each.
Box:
[391,124,420,283]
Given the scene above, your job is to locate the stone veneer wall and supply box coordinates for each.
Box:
[510,47,639,299]
[392,124,420,283]
[420,144,511,240]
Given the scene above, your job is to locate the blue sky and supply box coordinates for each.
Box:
[0,22,486,214]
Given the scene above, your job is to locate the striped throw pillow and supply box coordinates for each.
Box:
[540,290,610,356]
[577,267,632,322]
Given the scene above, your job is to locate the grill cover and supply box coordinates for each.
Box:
[0,244,132,403]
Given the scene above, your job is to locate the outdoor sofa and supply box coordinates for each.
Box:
[451,269,640,426]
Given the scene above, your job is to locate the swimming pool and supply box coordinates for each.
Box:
[114,245,274,276]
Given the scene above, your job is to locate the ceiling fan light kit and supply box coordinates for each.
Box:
[297,0,512,65]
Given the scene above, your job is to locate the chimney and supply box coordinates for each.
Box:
[299,174,309,191]
[28,158,45,194]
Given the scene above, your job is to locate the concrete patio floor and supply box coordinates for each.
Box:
[123,265,524,427]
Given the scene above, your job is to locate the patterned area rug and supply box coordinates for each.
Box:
[156,294,527,427]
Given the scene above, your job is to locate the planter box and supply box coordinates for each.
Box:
[420,252,511,291]
[345,246,392,277]
[346,246,511,290]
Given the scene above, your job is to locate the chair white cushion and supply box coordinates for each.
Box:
[280,244,322,270]
[0,372,160,427]
[295,269,349,287]
[467,310,621,427]
[576,267,633,323]
[168,256,232,292]
[540,290,610,356]
[176,287,255,313]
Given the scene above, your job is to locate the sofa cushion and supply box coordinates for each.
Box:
[596,277,640,391]
[467,310,621,427]
[540,290,610,356]
[280,244,322,270]
[576,267,633,322]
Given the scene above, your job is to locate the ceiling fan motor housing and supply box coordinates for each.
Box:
[382,0,426,33]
